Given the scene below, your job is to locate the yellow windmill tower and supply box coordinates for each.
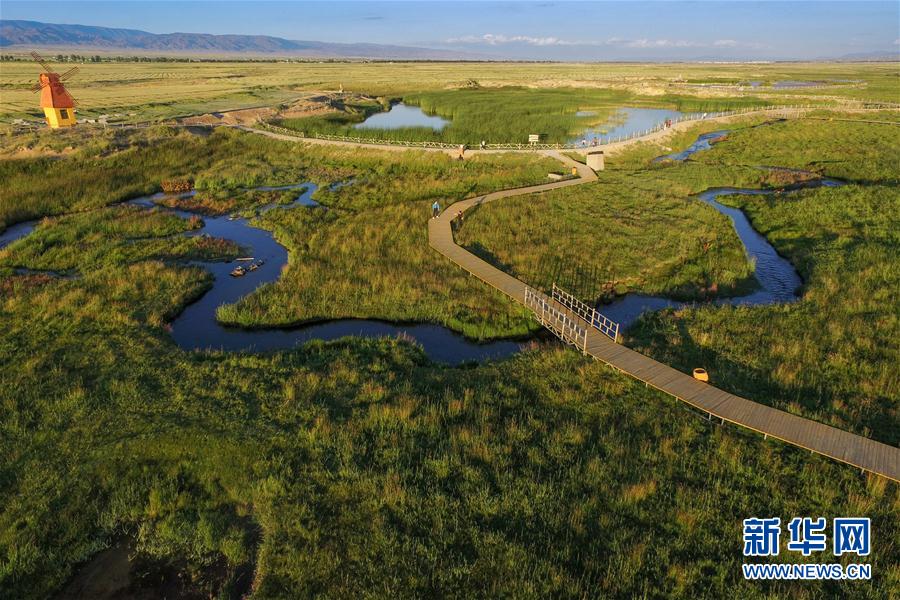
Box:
[30,51,80,128]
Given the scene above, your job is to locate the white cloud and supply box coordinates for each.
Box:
[614,38,702,48]
[447,34,573,46]
[446,34,761,50]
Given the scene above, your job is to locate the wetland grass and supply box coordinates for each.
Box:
[1,100,898,598]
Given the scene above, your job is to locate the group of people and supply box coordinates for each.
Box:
[457,140,489,160]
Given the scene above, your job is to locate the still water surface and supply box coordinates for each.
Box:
[354,103,450,131]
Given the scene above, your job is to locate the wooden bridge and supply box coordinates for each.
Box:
[428,152,900,482]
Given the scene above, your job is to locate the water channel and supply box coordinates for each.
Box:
[1,130,837,359]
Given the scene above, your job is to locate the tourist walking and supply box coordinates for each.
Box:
[480,140,486,150]
[432,200,440,218]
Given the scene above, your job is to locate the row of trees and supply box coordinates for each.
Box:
[0,54,103,63]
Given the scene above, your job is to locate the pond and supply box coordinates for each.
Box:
[572,107,698,145]
[354,102,450,131]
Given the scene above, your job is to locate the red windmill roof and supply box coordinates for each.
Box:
[39,73,75,109]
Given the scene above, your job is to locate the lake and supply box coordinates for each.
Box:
[572,107,698,144]
[354,102,450,131]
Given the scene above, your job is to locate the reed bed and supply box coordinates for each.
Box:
[1,105,897,599]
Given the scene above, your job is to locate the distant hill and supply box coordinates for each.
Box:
[0,20,479,60]
[835,50,900,62]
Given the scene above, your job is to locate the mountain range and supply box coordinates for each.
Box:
[0,20,479,60]
[2,20,896,62]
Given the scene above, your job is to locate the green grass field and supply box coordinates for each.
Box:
[3,270,898,597]
[628,116,900,446]
[455,168,760,301]
[1,72,898,598]
[460,114,900,446]
[1,59,896,125]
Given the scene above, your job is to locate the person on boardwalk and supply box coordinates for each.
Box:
[432,200,440,218]
[452,210,463,232]
[480,140,486,150]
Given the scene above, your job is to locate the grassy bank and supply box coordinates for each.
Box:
[0,205,239,273]
[455,169,759,302]
[2,263,897,597]
[278,88,629,144]
[216,200,535,340]
[1,107,898,598]
[0,125,557,232]
[275,86,776,145]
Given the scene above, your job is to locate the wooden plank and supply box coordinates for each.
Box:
[421,150,900,482]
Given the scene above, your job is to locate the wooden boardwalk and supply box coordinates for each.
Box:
[429,152,900,482]
[238,115,899,481]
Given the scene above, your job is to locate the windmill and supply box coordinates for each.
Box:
[30,51,80,128]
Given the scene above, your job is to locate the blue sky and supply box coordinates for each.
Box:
[2,1,898,60]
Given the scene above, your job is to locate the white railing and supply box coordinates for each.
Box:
[10,101,897,135]
[257,104,826,150]
[552,283,619,342]
[524,286,587,353]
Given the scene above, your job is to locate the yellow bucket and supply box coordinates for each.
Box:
[692,368,709,382]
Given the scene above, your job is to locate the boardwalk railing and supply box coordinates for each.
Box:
[551,283,620,342]
[256,104,832,150]
[9,101,898,135]
[524,286,587,353]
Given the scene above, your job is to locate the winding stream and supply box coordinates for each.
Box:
[0,220,37,250]
[2,130,838,360]
[653,130,728,162]
[600,134,841,327]
[126,185,523,363]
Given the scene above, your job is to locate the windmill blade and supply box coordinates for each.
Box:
[30,50,55,73]
[59,66,79,81]
[30,80,49,93]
